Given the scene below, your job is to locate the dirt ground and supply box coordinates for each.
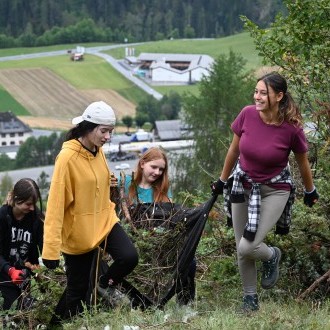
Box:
[17,116,74,130]
[0,68,136,130]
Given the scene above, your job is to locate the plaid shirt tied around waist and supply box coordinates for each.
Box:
[223,161,296,241]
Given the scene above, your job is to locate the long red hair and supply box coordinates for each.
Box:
[128,147,170,203]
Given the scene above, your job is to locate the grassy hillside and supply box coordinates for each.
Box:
[107,32,261,69]
[0,32,261,117]
[0,54,148,107]
[0,85,29,115]
[107,32,262,95]
[0,43,112,57]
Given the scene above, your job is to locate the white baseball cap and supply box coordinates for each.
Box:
[72,101,116,126]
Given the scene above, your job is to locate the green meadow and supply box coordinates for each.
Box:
[0,54,148,108]
[0,43,112,57]
[0,85,29,115]
[107,32,262,69]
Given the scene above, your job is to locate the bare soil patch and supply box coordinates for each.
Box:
[0,68,136,129]
[17,116,73,130]
[81,89,136,120]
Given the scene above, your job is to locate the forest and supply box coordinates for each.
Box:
[0,0,285,45]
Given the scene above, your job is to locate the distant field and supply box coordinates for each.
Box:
[0,54,143,128]
[107,32,262,70]
[0,54,148,104]
[0,33,262,129]
[0,67,136,129]
[0,43,113,57]
[153,84,200,96]
[0,85,29,115]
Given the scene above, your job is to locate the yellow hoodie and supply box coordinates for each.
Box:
[42,139,118,260]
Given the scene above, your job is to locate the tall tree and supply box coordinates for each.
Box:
[174,51,255,193]
[0,0,286,43]
[241,0,330,162]
[0,173,13,200]
[160,92,182,120]
[0,154,14,171]
[37,171,50,200]
[15,136,39,168]
[122,115,134,132]
[136,95,162,127]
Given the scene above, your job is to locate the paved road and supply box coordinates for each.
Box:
[0,43,163,100]
[92,51,163,100]
[0,159,137,184]
[0,151,182,184]
[0,145,185,184]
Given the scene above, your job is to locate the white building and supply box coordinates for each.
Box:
[154,119,191,141]
[0,111,32,147]
[137,53,214,84]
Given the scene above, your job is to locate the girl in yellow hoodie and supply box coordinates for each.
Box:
[42,101,138,323]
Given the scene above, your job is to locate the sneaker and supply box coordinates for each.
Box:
[261,247,282,289]
[239,294,259,314]
[97,285,125,307]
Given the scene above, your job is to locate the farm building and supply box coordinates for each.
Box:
[136,53,214,84]
[154,119,192,141]
[0,111,32,147]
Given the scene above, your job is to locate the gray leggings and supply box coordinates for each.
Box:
[231,185,290,296]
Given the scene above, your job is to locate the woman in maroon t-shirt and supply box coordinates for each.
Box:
[211,72,319,313]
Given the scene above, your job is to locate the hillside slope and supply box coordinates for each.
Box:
[0,67,136,129]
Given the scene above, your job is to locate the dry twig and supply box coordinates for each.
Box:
[297,268,330,300]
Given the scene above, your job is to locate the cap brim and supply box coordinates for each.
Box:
[72,116,83,125]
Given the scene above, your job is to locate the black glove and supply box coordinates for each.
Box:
[42,259,59,269]
[303,188,319,207]
[210,178,226,195]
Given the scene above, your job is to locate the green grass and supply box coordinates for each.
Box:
[105,32,263,97]
[107,32,262,70]
[0,43,115,57]
[0,85,30,115]
[40,287,330,330]
[153,84,200,96]
[13,269,330,330]
[0,54,148,105]
[0,33,262,112]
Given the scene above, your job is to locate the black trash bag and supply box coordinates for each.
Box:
[124,195,218,308]
[129,202,184,229]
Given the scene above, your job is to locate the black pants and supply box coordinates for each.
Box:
[51,223,138,323]
[0,273,30,310]
[0,280,21,310]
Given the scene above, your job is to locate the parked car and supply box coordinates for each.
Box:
[115,163,131,170]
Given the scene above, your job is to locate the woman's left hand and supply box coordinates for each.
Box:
[303,188,319,207]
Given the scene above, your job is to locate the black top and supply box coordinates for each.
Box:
[0,204,44,274]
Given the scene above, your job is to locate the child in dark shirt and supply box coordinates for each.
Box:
[0,178,44,311]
